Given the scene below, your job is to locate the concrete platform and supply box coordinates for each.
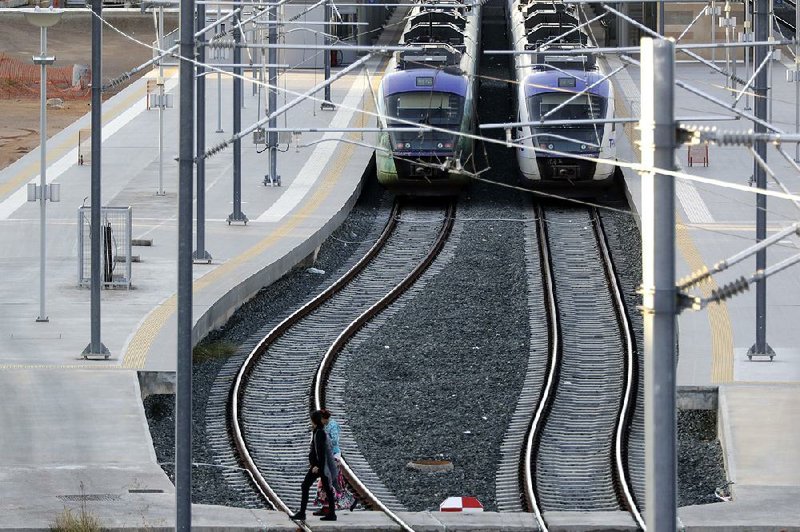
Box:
[0,13,401,528]
[610,55,800,527]
[0,501,543,532]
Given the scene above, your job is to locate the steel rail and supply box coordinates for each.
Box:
[591,208,645,530]
[520,204,563,531]
[228,201,402,520]
[312,201,457,532]
[520,206,644,531]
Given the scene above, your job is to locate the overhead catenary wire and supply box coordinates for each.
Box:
[601,2,748,84]
[88,6,800,209]
[91,7,800,252]
[620,55,781,133]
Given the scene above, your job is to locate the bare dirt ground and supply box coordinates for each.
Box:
[0,13,177,170]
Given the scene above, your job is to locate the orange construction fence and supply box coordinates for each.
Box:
[0,53,90,100]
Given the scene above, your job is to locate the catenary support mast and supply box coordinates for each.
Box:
[640,37,678,532]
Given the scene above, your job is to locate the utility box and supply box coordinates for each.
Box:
[78,206,133,289]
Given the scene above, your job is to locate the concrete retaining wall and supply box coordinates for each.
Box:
[678,385,718,411]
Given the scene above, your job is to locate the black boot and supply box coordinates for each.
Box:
[290,511,306,521]
[320,511,337,521]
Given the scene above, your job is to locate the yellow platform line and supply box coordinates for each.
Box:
[0,77,155,201]
[123,72,377,370]
[676,220,734,383]
[615,76,734,384]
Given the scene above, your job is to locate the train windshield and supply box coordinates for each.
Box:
[527,92,606,122]
[384,91,465,148]
[527,91,606,151]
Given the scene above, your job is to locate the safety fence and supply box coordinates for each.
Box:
[77,206,132,289]
[0,53,90,99]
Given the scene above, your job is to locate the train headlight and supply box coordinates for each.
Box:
[437,143,444,149]
[581,144,587,150]
[547,144,554,150]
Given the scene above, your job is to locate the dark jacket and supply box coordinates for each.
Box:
[308,427,329,473]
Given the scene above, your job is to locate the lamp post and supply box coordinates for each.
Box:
[23,6,64,323]
[156,5,166,196]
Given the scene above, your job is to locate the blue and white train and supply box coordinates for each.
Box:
[508,0,616,184]
[376,0,482,194]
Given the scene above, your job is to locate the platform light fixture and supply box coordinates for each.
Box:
[23,6,65,323]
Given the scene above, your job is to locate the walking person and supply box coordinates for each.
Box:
[313,409,356,514]
[290,410,337,522]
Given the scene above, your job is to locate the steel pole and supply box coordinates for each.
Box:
[176,0,195,527]
[712,0,717,65]
[619,2,629,47]
[724,1,731,93]
[157,6,166,195]
[194,2,212,262]
[216,6,223,133]
[744,0,751,110]
[747,0,774,358]
[251,29,258,96]
[357,1,369,47]
[37,26,48,323]
[321,0,334,109]
[640,37,677,532]
[83,0,109,356]
[796,0,799,161]
[268,0,279,185]
[767,0,773,123]
[227,7,247,223]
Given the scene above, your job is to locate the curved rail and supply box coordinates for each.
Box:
[312,201,456,532]
[520,206,643,531]
[520,204,563,530]
[228,201,402,516]
[592,209,645,530]
[229,200,455,531]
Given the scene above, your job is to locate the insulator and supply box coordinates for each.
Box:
[207,39,235,49]
[677,265,710,290]
[102,72,131,92]
[716,130,756,147]
[709,276,749,303]
[205,141,229,159]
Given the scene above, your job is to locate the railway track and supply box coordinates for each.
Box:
[497,205,644,531]
[227,199,455,531]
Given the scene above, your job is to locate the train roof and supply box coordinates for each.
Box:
[396,0,479,70]
[382,68,469,96]
[529,44,596,71]
[525,23,588,47]
[525,10,579,30]
[523,70,609,98]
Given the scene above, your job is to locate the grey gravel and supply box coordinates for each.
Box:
[343,194,529,513]
[678,410,727,506]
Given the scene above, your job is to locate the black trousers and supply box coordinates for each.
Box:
[299,467,335,514]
